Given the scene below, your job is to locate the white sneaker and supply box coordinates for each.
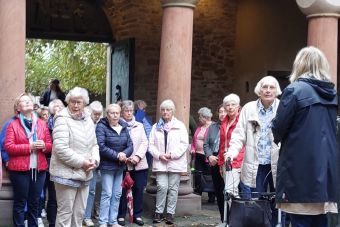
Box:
[37,217,45,227]
[83,218,95,226]
[41,208,47,218]
[24,220,28,227]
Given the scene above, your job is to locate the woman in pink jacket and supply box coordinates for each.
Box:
[149,99,189,225]
[117,100,148,226]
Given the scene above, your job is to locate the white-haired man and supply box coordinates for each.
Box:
[225,76,284,227]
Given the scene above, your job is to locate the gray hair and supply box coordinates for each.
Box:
[134,100,147,109]
[254,76,282,97]
[160,99,176,113]
[89,101,104,113]
[48,99,65,115]
[106,103,121,114]
[65,87,90,105]
[198,107,212,118]
[122,100,134,111]
[223,93,240,105]
[290,46,331,83]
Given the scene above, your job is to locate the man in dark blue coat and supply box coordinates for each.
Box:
[272,46,340,227]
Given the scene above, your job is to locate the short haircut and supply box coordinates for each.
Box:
[121,100,134,111]
[48,99,65,115]
[254,76,282,97]
[37,106,49,118]
[160,99,176,113]
[290,46,331,83]
[65,87,89,105]
[14,93,34,114]
[223,93,240,105]
[106,103,121,114]
[134,100,147,109]
[198,107,212,118]
[89,100,104,113]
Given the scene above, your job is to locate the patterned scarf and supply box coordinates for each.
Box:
[19,113,37,142]
[156,117,174,132]
[120,116,136,132]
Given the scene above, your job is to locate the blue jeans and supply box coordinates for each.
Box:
[10,170,46,227]
[240,164,285,227]
[118,169,148,219]
[84,170,98,219]
[290,214,327,227]
[99,170,123,225]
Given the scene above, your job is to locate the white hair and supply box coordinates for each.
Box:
[254,76,282,97]
[48,99,65,115]
[160,99,176,113]
[89,100,104,113]
[65,87,90,105]
[106,103,121,114]
[121,100,134,111]
[223,93,240,105]
[198,107,212,118]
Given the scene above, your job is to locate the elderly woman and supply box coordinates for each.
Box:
[117,100,148,226]
[149,99,189,225]
[225,76,283,226]
[272,47,339,227]
[218,94,244,196]
[36,106,49,122]
[191,107,214,202]
[96,104,133,227]
[39,99,65,227]
[5,93,52,227]
[83,100,104,227]
[203,104,226,222]
[49,87,99,227]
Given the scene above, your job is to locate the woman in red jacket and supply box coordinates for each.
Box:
[5,93,52,227]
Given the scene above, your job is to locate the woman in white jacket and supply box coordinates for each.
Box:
[149,99,189,225]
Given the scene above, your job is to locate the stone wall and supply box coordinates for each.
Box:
[102,0,238,123]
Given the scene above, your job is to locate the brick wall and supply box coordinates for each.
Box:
[102,0,238,123]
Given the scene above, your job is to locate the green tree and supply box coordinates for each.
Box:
[25,39,107,96]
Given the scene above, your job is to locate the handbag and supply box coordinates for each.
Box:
[229,198,272,227]
[200,174,215,193]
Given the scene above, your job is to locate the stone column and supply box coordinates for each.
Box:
[296,0,340,85]
[156,0,199,128]
[144,0,201,216]
[0,0,26,225]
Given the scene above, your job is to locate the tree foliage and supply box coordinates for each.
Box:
[25,39,107,96]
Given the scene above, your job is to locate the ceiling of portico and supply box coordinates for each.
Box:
[26,0,114,42]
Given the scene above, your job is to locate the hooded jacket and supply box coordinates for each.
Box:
[272,77,339,203]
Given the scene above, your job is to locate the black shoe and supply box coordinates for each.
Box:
[117,217,125,226]
[165,213,174,225]
[153,213,162,223]
[133,217,144,226]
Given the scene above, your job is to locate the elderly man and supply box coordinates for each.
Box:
[225,76,283,227]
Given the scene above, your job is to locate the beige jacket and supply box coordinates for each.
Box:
[50,108,100,182]
[226,99,280,188]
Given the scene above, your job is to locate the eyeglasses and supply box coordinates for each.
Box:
[69,100,84,105]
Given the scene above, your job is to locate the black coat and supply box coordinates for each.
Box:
[96,118,133,171]
[40,89,66,106]
[272,77,339,203]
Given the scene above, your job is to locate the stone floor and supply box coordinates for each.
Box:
[42,193,223,227]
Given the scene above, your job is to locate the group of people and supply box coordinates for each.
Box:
[191,46,340,227]
[0,46,339,227]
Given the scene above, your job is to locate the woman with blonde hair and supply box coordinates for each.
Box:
[5,93,52,226]
[273,46,338,227]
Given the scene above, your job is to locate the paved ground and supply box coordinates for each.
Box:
[42,193,223,227]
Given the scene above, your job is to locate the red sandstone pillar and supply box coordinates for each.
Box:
[296,0,340,85]
[156,0,199,128]
[307,17,338,85]
[0,0,26,126]
[0,0,25,225]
